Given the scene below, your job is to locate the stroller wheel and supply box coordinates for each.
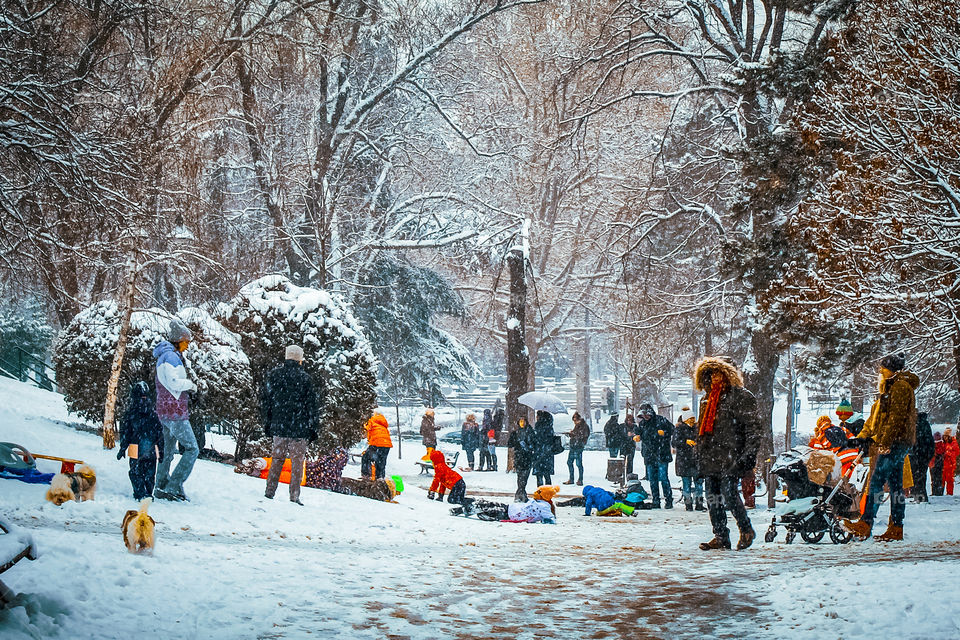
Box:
[829,518,854,544]
[764,526,777,543]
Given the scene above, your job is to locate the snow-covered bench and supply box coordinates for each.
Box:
[0,518,38,606]
[415,450,459,475]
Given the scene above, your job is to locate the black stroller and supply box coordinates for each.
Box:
[764,446,865,545]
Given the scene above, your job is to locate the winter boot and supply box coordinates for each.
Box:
[841,518,873,541]
[664,498,674,510]
[577,478,583,486]
[699,535,731,551]
[695,497,707,511]
[564,478,575,485]
[685,498,694,512]
[736,525,756,551]
[875,523,903,541]
[651,501,661,509]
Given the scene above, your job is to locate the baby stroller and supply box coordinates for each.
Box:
[764,445,866,545]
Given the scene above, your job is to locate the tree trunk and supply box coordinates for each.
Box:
[505,247,530,438]
[851,367,867,414]
[742,327,780,508]
[102,267,138,449]
[575,308,591,419]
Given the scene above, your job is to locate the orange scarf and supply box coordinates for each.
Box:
[699,372,727,436]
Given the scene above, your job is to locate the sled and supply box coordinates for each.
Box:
[0,518,38,606]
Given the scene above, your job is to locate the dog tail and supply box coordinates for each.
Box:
[138,497,152,515]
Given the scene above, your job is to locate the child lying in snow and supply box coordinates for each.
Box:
[583,485,635,516]
[453,493,557,523]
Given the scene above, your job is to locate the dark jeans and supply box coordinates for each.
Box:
[567,448,584,482]
[464,448,476,468]
[361,445,390,480]
[536,473,552,486]
[909,454,929,500]
[931,457,944,496]
[608,446,620,458]
[448,479,466,504]
[516,466,531,502]
[865,446,908,526]
[681,476,704,500]
[646,462,670,504]
[128,455,158,501]
[624,451,635,475]
[705,475,752,539]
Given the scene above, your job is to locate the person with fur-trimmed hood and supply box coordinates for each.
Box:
[693,357,762,551]
[842,353,920,541]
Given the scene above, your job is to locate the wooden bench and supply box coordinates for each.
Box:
[415,450,459,475]
[30,454,84,474]
[0,518,38,606]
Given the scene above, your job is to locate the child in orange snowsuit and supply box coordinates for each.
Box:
[943,428,959,496]
[428,450,467,504]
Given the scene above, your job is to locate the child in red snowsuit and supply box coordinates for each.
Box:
[428,450,467,504]
[943,428,959,496]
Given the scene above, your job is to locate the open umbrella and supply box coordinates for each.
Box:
[518,391,567,414]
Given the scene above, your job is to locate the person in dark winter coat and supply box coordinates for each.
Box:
[931,431,945,496]
[492,408,505,440]
[694,357,762,551]
[260,345,321,505]
[508,418,535,501]
[619,414,637,475]
[420,409,437,462]
[842,353,919,541]
[672,408,705,511]
[909,411,935,502]
[637,403,674,508]
[478,409,494,471]
[532,411,556,486]
[604,414,622,458]
[461,414,481,469]
[117,381,165,500]
[564,411,590,486]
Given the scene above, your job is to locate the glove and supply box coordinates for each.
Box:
[427,491,436,500]
[633,435,642,442]
[657,430,664,436]
[117,448,125,460]
[686,439,696,446]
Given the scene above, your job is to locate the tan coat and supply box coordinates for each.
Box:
[859,371,920,450]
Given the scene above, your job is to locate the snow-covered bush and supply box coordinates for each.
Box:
[220,275,378,450]
[0,300,54,372]
[54,303,255,453]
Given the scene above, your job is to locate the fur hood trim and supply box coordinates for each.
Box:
[694,357,744,391]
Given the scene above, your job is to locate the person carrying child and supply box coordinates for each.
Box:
[117,381,165,501]
[428,450,469,505]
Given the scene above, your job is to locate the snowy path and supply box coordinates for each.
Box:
[1,378,959,639]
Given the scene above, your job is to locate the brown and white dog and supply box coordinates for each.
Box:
[45,465,97,505]
[122,498,156,555]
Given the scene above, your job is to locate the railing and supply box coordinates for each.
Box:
[0,346,56,393]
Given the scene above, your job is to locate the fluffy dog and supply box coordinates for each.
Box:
[122,498,156,555]
[45,464,97,505]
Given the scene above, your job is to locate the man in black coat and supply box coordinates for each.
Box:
[508,417,536,501]
[672,408,705,511]
[532,410,556,486]
[637,403,675,509]
[604,414,622,458]
[261,345,322,505]
[909,411,935,502]
[694,357,762,551]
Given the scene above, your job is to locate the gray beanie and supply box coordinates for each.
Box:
[168,318,193,343]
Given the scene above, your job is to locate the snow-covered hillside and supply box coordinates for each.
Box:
[1,378,958,639]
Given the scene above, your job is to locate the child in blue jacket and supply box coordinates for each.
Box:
[117,382,165,500]
[583,485,635,516]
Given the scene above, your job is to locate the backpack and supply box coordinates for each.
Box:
[552,435,565,455]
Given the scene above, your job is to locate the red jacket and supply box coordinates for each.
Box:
[429,450,462,494]
[944,438,959,474]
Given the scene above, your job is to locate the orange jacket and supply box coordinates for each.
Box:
[429,450,462,493]
[365,414,393,448]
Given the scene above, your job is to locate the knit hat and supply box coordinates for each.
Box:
[677,407,696,424]
[533,485,560,502]
[836,399,853,421]
[424,408,435,416]
[816,415,833,432]
[167,318,192,343]
[285,345,304,361]
[626,473,639,482]
[880,353,906,372]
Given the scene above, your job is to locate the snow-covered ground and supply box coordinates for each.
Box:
[1,377,959,639]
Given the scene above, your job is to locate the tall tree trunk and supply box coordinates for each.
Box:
[743,327,780,508]
[576,308,591,421]
[102,266,138,449]
[505,247,530,437]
